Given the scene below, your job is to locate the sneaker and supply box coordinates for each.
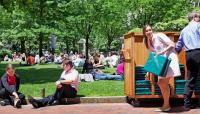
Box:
[28,96,39,108]
[14,98,21,108]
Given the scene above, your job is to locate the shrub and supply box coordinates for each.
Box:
[0,48,12,59]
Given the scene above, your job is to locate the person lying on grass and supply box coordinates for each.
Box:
[28,59,79,108]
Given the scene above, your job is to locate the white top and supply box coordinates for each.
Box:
[60,69,79,90]
[148,33,181,77]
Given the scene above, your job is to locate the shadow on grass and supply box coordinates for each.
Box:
[0,63,63,84]
[17,68,62,84]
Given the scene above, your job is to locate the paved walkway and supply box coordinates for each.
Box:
[1,103,200,114]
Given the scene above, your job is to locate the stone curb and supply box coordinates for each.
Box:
[25,96,127,104]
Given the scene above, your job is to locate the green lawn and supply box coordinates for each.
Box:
[0,62,124,97]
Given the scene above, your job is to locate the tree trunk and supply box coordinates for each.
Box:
[86,34,89,59]
[65,40,69,54]
[20,39,26,53]
[85,24,92,59]
[107,34,112,52]
[107,40,112,52]
[39,33,43,57]
[51,48,55,55]
[39,0,44,57]
[72,39,76,53]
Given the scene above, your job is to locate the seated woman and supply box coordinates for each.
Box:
[4,55,10,61]
[82,59,94,74]
[0,64,26,108]
[80,59,95,81]
[21,53,27,62]
[93,54,105,69]
[116,51,125,76]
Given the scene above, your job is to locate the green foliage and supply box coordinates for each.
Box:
[154,18,188,31]
[0,48,12,58]
[0,42,3,47]
[54,48,60,55]
[129,28,142,33]
[0,0,198,54]
[193,7,200,12]
[110,39,122,51]
[127,0,192,28]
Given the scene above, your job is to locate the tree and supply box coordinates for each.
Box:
[94,0,127,51]
[127,0,192,28]
[0,0,197,55]
[67,0,101,59]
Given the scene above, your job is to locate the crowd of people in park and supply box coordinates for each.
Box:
[2,50,124,82]
[0,11,199,112]
[3,51,122,67]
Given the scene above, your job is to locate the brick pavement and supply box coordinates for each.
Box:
[0,103,200,114]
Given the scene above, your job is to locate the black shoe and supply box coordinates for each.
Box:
[14,98,21,108]
[28,96,39,108]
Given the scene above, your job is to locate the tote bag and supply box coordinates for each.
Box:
[144,52,171,77]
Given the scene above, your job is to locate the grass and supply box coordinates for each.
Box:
[0,62,124,97]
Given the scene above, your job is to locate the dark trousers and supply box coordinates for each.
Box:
[37,84,77,107]
[0,88,26,105]
[184,49,200,107]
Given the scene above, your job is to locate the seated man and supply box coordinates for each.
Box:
[28,59,79,108]
[27,54,35,65]
[0,64,26,108]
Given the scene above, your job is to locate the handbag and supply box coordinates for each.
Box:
[144,52,171,77]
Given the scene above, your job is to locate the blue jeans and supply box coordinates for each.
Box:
[95,73,124,81]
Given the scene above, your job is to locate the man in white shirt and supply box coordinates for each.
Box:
[28,59,79,108]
